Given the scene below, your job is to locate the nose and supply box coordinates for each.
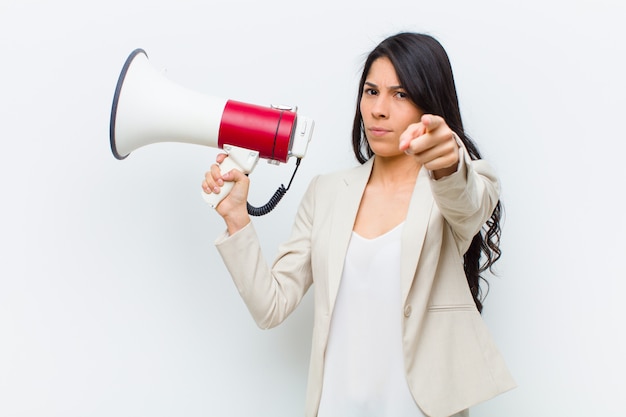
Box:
[371,95,388,119]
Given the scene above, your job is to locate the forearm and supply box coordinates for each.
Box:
[430,146,500,252]
[216,220,313,330]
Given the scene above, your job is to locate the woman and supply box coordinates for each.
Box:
[202,32,515,417]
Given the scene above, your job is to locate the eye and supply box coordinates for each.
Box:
[395,91,408,99]
[364,88,378,96]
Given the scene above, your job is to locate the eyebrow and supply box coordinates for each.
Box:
[364,81,404,90]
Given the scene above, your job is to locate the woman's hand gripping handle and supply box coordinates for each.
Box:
[202,145,257,234]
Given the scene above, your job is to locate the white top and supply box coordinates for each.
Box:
[317,222,427,417]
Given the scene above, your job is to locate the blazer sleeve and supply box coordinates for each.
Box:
[214,176,318,329]
[429,141,501,255]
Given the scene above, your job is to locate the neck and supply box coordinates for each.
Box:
[369,154,421,188]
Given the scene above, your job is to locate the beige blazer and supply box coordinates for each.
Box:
[216,147,516,417]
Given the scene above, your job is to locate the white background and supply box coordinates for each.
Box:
[1,0,625,416]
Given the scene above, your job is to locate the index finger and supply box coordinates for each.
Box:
[399,122,426,150]
[216,153,228,164]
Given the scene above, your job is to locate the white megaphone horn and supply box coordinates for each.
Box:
[109,48,314,214]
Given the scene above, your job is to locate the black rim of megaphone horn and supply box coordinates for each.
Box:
[109,48,147,160]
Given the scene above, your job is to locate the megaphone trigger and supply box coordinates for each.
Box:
[201,145,260,208]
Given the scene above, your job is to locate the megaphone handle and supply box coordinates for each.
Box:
[202,146,260,209]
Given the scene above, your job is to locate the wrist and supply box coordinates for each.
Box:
[223,209,251,235]
[432,164,458,180]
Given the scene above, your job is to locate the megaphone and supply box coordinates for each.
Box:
[109,48,314,214]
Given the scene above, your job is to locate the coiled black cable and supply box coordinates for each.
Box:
[247,158,302,216]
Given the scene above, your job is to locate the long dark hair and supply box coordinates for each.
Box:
[351,32,502,312]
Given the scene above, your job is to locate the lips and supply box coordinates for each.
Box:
[368,126,392,137]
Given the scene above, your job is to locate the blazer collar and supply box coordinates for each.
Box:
[326,157,435,310]
[400,166,435,303]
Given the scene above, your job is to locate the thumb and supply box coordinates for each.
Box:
[221,168,246,182]
[422,114,442,132]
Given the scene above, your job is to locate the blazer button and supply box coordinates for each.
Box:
[404,305,412,317]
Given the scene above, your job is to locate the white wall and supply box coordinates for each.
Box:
[1,0,625,416]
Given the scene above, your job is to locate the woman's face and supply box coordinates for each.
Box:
[359,57,423,158]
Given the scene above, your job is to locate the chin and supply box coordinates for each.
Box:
[369,145,403,158]
[368,140,399,155]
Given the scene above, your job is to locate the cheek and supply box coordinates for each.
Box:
[400,108,423,129]
[412,107,424,123]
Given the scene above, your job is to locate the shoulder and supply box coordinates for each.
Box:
[297,160,371,212]
[310,159,373,189]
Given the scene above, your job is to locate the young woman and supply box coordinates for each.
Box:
[202,32,515,417]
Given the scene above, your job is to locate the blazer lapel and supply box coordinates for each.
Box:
[400,167,434,304]
[324,161,434,313]
[326,159,373,311]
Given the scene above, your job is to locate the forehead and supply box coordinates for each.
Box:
[365,57,400,86]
